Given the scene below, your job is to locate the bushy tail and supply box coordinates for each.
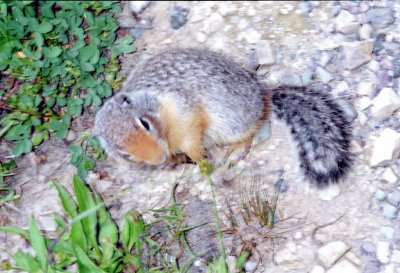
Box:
[271,87,353,188]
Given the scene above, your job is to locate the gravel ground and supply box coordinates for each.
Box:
[1,1,400,273]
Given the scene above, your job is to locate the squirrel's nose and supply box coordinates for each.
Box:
[115,94,131,105]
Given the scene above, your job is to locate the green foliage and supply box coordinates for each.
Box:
[0,1,136,157]
[0,160,18,205]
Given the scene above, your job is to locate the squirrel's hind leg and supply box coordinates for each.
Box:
[221,136,253,168]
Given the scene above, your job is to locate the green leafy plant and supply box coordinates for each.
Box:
[69,131,106,178]
[0,175,149,273]
[0,159,18,205]
[0,1,136,157]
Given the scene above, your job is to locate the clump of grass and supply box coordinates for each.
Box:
[238,179,279,228]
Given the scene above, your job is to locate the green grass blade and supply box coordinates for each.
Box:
[74,245,105,273]
[14,251,41,273]
[52,180,77,218]
[72,175,99,255]
[28,216,48,270]
[0,226,30,239]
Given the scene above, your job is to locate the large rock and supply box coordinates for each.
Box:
[317,241,350,267]
[335,10,360,34]
[256,40,276,65]
[370,128,400,167]
[371,88,400,120]
[342,41,373,71]
[366,8,395,28]
[327,260,360,273]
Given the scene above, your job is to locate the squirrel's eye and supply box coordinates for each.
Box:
[139,117,150,131]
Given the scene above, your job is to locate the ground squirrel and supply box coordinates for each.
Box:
[93,48,353,188]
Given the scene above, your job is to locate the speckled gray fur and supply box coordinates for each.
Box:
[94,48,353,188]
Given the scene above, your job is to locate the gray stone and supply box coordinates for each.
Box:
[274,179,289,193]
[380,226,395,240]
[318,241,350,267]
[388,191,400,206]
[382,203,398,219]
[316,67,334,83]
[374,189,387,201]
[377,241,391,264]
[244,260,258,272]
[367,8,395,28]
[363,260,381,273]
[393,229,400,248]
[360,241,376,259]
[256,40,276,66]
[302,69,314,85]
[170,6,189,30]
[327,260,360,273]
[373,33,386,54]
[342,41,373,71]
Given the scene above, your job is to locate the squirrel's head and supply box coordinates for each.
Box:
[93,91,169,165]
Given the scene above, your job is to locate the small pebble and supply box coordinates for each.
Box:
[374,189,387,201]
[380,226,395,240]
[382,203,398,219]
[360,241,377,259]
[316,66,334,83]
[274,179,289,193]
[377,241,392,264]
[170,6,189,30]
[359,24,374,40]
[388,191,400,206]
[363,260,381,273]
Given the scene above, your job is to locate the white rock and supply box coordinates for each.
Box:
[195,32,207,43]
[311,265,325,273]
[256,40,276,65]
[226,256,236,273]
[383,168,399,184]
[318,184,341,201]
[275,248,297,263]
[317,34,347,50]
[202,12,224,34]
[345,251,362,266]
[245,29,262,44]
[327,260,360,273]
[335,10,359,34]
[359,24,374,40]
[190,3,212,23]
[342,41,373,71]
[370,128,400,167]
[318,241,349,267]
[129,1,150,14]
[208,37,227,52]
[217,2,235,16]
[377,241,392,264]
[392,250,400,263]
[316,66,334,83]
[318,241,350,267]
[357,81,374,96]
[357,97,373,110]
[333,81,350,95]
[371,88,400,120]
[368,59,381,72]
[358,112,368,125]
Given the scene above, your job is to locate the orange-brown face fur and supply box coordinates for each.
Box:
[122,130,166,165]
